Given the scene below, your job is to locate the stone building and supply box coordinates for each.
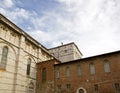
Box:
[0,13,53,93]
[49,42,82,62]
[0,13,120,93]
[37,51,120,93]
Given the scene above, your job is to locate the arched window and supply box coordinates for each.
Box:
[26,58,31,76]
[76,87,87,93]
[90,63,95,74]
[0,46,8,69]
[42,68,46,82]
[79,89,84,93]
[66,66,70,77]
[104,60,110,73]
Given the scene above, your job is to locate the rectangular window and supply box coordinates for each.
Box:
[56,68,60,79]
[26,64,30,75]
[77,65,82,76]
[94,84,99,93]
[66,67,70,77]
[57,85,61,90]
[104,61,110,73]
[26,58,31,76]
[42,68,46,82]
[90,63,95,74]
[114,83,120,93]
[66,84,71,91]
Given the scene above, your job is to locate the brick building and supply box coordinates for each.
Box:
[37,51,120,93]
[0,13,83,93]
[37,59,60,93]
[0,13,120,93]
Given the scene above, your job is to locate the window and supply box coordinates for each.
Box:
[90,63,95,74]
[66,84,71,91]
[77,65,82,76]
[79,89,84,93]
[56,68,60,79]
[42,68,46,82]
[26,58,31,76]
[57,84,61,90]
[66,66,70,77]
[94,84,99,93]
[0,46,8,69]
[104,60,110,73]
[114,83,120,93]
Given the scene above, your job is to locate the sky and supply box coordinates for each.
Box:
[0,0,120,57]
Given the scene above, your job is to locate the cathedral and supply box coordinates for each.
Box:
[0,13,120,93]
[0,13,54,93]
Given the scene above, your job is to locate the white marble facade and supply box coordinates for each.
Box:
[0,14,53,93]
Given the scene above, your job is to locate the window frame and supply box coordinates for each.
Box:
[66,84,71,91]
[77,65,82,76]
[0,46,8,69]
[66,66,70,77]
[114,83,120,93]
[26,58,31,76]
[94,84,99,93]
[104,59,110,73]
[42,68,46,82]
[90,63,95,75]
[55,68,60,79]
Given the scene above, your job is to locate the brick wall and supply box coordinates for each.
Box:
[37,59,60,93]
[54,51,120,93]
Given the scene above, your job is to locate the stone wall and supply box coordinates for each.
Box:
[0,14,53,93]
[49,43,82,62]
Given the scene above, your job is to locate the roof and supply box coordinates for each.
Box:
[54,50,120,66]
[37,58,61,65]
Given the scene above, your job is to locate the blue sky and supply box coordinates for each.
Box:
[0,0,120,57]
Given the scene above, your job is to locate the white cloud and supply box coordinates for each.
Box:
[0,0,120,57]
[0,0,14,9]
[9,8,30,20]
[4,0,14,8]
[0,0,36,28]
[0,8,6,14]
[51,0,120,57]
[27,0,120,57]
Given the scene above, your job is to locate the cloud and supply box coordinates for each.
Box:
[0,0,120,57]
[51,0,120,57]
[0,0,14,9]
[25,0,120,57]
[4,0,14,8]
[7,8,31,22]
[0,0,37,29]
